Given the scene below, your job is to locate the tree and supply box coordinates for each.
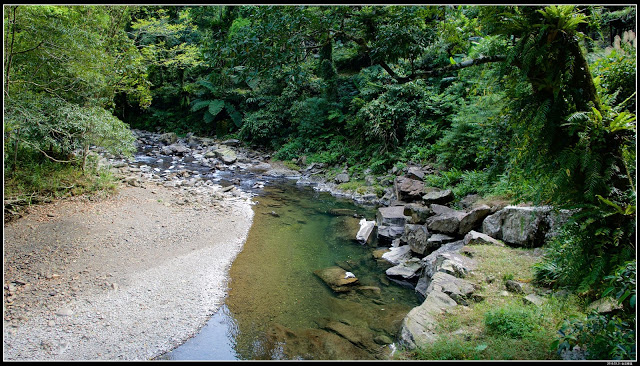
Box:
[4,5,141,171]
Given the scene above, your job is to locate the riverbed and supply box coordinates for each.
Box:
[160,182,419,360]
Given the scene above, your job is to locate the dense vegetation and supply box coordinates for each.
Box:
[3,5,636,360]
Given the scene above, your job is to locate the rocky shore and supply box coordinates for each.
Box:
[4,129,575,360]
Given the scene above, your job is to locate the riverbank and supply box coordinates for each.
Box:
[3,183,254,360]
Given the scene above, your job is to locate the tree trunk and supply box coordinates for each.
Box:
[566,38,602,112]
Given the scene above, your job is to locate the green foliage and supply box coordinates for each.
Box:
[553,262,636,360]
[484,304,539,339]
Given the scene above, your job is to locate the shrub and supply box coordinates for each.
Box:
[484,305,539,339]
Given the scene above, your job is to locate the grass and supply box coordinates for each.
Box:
[393,244,587,360]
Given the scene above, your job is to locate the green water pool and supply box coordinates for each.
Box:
[162,182,419,360]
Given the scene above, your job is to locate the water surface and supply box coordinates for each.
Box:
[162,182,419,360]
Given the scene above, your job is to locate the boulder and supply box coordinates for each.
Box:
[425,207,465,235]
[263,167,302,178]
[214,147,238,164]
[458,194,482,210]
[433,252,476,278]
[221,138,240,146]
[523,293,547,306]
[420,240,466,280]
[356,286,382,299]
[376,206,409,227]
[458,204,492,235]
[399,290,458,349]
[403,224,431,255]
[481,206,570,247]
[314,266,360,293]
[426,234,456,247]
[335,173,350,183]
[422,188,454,205]
[587,297,624,314]
[381,245,412,266]
[386,258,422,280]
[463,230,504,247]
[505,280,527,294]
[406,166,425,181]
[159,132,177,145]
[377,225,405,244]
[403,203,433,224]
[425,271,477,305]
[356,219,376,244]
[395,176,425,202]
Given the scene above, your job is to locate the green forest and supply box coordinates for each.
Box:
[3,5,636,360]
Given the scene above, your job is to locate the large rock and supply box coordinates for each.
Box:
[458,204,492,235]
[426,234,456,248]
[377,225,405,244]
[403,203,433,224]
[403,224,431,255]
[263,167,302,178]
[425,271,477,305]
[420,240,466,280]
[356,219,375,244]
[376,206,409,227]
[159,132,178,145]
[399,290,458,349]
[432,252,476,278]
[386,258,422,280]
[425,206,465,235]
[214,147,238,164]
[463,230,504,246]
[381,245,412,266]
[395,176,425,202]
[422,188,454,205]
[314,266,360,293]
[406,166,425,181]
[335,173,350,183]
[482,206,559,247]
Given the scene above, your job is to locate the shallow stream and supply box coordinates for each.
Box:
[159,182,419,360]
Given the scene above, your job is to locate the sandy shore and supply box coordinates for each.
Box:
[3,183,254,360]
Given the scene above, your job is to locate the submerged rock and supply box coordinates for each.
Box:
[314,266,360,293]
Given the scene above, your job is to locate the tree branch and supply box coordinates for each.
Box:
[388,55,507,83]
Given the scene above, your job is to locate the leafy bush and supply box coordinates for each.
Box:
[484,304,539,339]
[553,261,636,360]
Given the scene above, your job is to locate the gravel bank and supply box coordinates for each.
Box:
[3,183,254,360]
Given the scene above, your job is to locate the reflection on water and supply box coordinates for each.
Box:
[162,182,419,360]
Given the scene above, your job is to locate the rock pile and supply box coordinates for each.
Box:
[354,167,574,350]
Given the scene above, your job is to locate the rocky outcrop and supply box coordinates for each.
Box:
[481,206,571,247]
[398,290,457,349]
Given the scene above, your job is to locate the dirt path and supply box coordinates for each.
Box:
[3,182,254,360]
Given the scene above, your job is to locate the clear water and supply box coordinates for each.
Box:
[160,182,419,360]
